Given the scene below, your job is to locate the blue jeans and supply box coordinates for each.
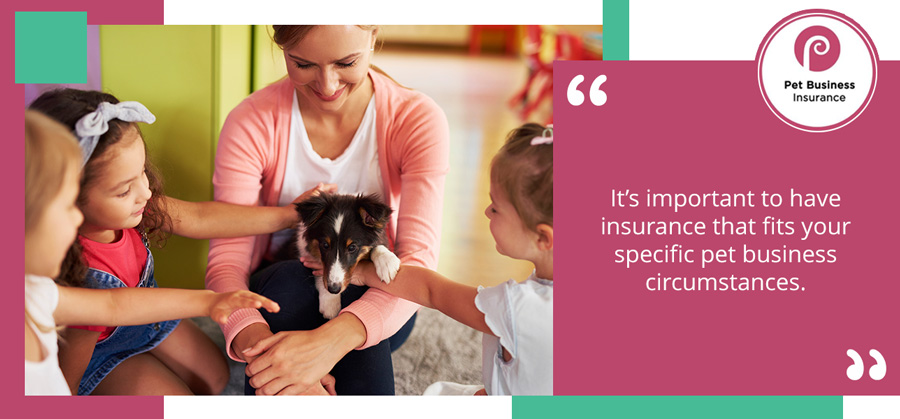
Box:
[245,260,416,395]
[77,244,179,395]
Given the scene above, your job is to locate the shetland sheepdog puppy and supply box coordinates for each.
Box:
[295,193,400,319]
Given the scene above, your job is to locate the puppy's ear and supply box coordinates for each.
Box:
[358,194,392,229]
[296,194,330,226]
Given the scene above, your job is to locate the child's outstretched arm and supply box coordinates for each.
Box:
[53,287,280,327]
[162,183,337,239]
[355,263,494,336]
[163,196,294,239]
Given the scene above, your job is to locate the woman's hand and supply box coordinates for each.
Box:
[242,313,366,395]
[232,323,273,365]
[209,291,280,325]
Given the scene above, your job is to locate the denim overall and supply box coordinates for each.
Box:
[76,232,179,395]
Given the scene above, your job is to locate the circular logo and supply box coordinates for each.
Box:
[757,10,878,132]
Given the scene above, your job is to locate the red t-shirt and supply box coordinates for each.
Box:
[70,228,148,341]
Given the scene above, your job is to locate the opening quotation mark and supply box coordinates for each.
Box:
[846,349,887,381]
[567,74,607,106]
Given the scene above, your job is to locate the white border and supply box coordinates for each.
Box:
[163,0,603,25]
[631,0,900,60]
[164,395,513,418]
[844,396,900,419]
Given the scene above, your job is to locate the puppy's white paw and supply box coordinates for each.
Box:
[371,245,400,284]
[319,292,341,319]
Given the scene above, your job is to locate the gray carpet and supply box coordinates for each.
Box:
[193,307,482,395]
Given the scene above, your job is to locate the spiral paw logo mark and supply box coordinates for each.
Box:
[794,26,840,72]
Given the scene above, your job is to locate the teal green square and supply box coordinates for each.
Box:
[15,12,87,84]
[513,396,842,419]
[603,0,629,60]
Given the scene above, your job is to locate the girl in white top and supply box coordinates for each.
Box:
[351,123,554,395]
[24,111,280,395]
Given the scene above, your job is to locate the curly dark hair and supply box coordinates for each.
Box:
[29,88,172,287]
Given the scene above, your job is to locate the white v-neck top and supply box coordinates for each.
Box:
[270,92,383,253]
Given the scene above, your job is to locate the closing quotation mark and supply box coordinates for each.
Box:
[846,349,887,381]
[869,349,887,380]
[567,74,608,106]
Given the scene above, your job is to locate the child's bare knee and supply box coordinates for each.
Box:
[191,353,229,395]
[208,361,230,395]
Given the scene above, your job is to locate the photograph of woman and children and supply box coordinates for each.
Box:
[25,24,599,396]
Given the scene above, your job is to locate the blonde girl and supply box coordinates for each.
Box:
[28,89,318,395]
[24,110,279,395]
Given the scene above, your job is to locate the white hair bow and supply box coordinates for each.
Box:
[74,101,156,166]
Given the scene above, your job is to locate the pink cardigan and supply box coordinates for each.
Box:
[206,70,450,360]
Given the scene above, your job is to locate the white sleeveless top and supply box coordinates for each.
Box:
[24,274,71,395]
[475,272,554,395]
[270,92,384,253]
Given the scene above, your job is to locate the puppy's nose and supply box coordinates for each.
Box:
[327,282,342,294]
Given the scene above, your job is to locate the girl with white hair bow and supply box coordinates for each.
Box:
[28,88,324,395]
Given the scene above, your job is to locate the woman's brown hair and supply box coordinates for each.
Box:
[271,25,404,87]
[29,89,172,287]
[491,123,554,231]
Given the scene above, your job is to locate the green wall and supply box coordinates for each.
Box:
[99,25,252,289]
[252,25,288,91]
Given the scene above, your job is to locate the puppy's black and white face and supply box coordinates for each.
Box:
[295,193,392,294]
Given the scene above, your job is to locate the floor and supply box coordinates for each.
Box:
[374,48,540,287]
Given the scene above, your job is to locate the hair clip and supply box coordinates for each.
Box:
[74,101,156,167]
[531,125,553,146]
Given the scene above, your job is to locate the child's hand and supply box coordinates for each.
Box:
[282,183,338,229]
[209,290,280,324]
[320,374,337,395]
[297,374,337,396]
[350,260,377,287]
[300,255,324,277]
[292,183,338,205]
